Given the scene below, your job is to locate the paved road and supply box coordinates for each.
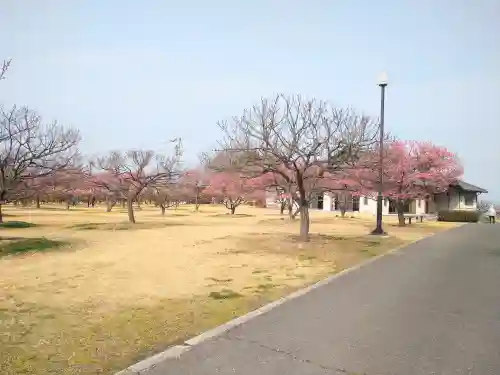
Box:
[147,224,500,375]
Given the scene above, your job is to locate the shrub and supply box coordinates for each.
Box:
[0,221,37,228]
[0,238,67,257]
[437,210,480,223]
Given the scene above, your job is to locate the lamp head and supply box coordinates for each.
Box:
[377,72,388,87]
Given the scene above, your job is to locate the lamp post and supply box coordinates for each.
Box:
[371,72,388,235]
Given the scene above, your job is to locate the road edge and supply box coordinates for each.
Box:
[115,226,462,375]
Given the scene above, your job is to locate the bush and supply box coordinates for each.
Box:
[437,210,480,223]
[0,221,37,228]
[0,237,67,257]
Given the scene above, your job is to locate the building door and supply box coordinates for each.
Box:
[317,194,323,210]
[352,196,360,211]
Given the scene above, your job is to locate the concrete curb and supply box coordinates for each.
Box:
[114,229,454,374]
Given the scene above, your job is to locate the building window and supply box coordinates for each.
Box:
[464,194,474,206]
[417,199,421,208]
[363,196,368,205]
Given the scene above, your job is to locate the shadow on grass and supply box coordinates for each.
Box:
[209,213,255,218]
[0,237,68,257]
[69,222,185,231]
[0,221,37,228]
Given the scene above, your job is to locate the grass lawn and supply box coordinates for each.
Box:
[0,204,459,375]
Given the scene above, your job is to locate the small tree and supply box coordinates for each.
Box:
[182,168,210,211]
[96,139,182,223]
[348,140,463,226]
[147,183,183,215]
[89,171,129,212]
[204,171,263,214]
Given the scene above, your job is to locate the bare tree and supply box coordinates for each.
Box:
[217,94,379,241]
[0,106,80,222]
[96,139,183,223]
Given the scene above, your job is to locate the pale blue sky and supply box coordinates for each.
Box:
[1,1,499,199]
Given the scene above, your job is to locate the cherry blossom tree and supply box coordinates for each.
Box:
[204,171,265,214]
[347,140,463,225]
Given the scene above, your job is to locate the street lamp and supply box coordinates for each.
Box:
[371,72,388,235]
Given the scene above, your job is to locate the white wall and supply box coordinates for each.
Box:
[456,191,478,211]
[323,192,333,212]
[359,196,389,215]
[412,199,426,214]
[265,190,279,208]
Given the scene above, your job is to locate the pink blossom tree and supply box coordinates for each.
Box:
[181,168,211,211]
[89,171,130,212]
[347,140,463,226]
[204,171,265,214]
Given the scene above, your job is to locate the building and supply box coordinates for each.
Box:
[265,180,487,215]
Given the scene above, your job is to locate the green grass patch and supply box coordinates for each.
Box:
[0,221,37,228]
[209,289,243,300]
[0,237,68,257]
[70,223,101,230]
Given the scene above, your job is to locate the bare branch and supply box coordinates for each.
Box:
[0,59,11,81]
[215,94,379,240]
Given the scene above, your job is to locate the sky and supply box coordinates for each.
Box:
[1,0,499,200]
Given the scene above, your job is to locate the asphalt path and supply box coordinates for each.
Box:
[147,223,500,375]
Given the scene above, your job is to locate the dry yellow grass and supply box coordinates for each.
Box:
[0,204,458,375]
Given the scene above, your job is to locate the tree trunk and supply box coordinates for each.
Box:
[396,200,406,226]
[230,205,236,214]
[160,205,166,216]
[36,195,40,209]
[340,206,346,218]
[121,200,126,208]
[106,199,116,212]
[280,201,286,215]
[66,201,70,210]
[195,191,200,212]
[127,197,136,223]
[0,204,3,223]
[299,201,310,241]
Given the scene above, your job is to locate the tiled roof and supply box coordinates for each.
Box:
[451,180,488,193]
